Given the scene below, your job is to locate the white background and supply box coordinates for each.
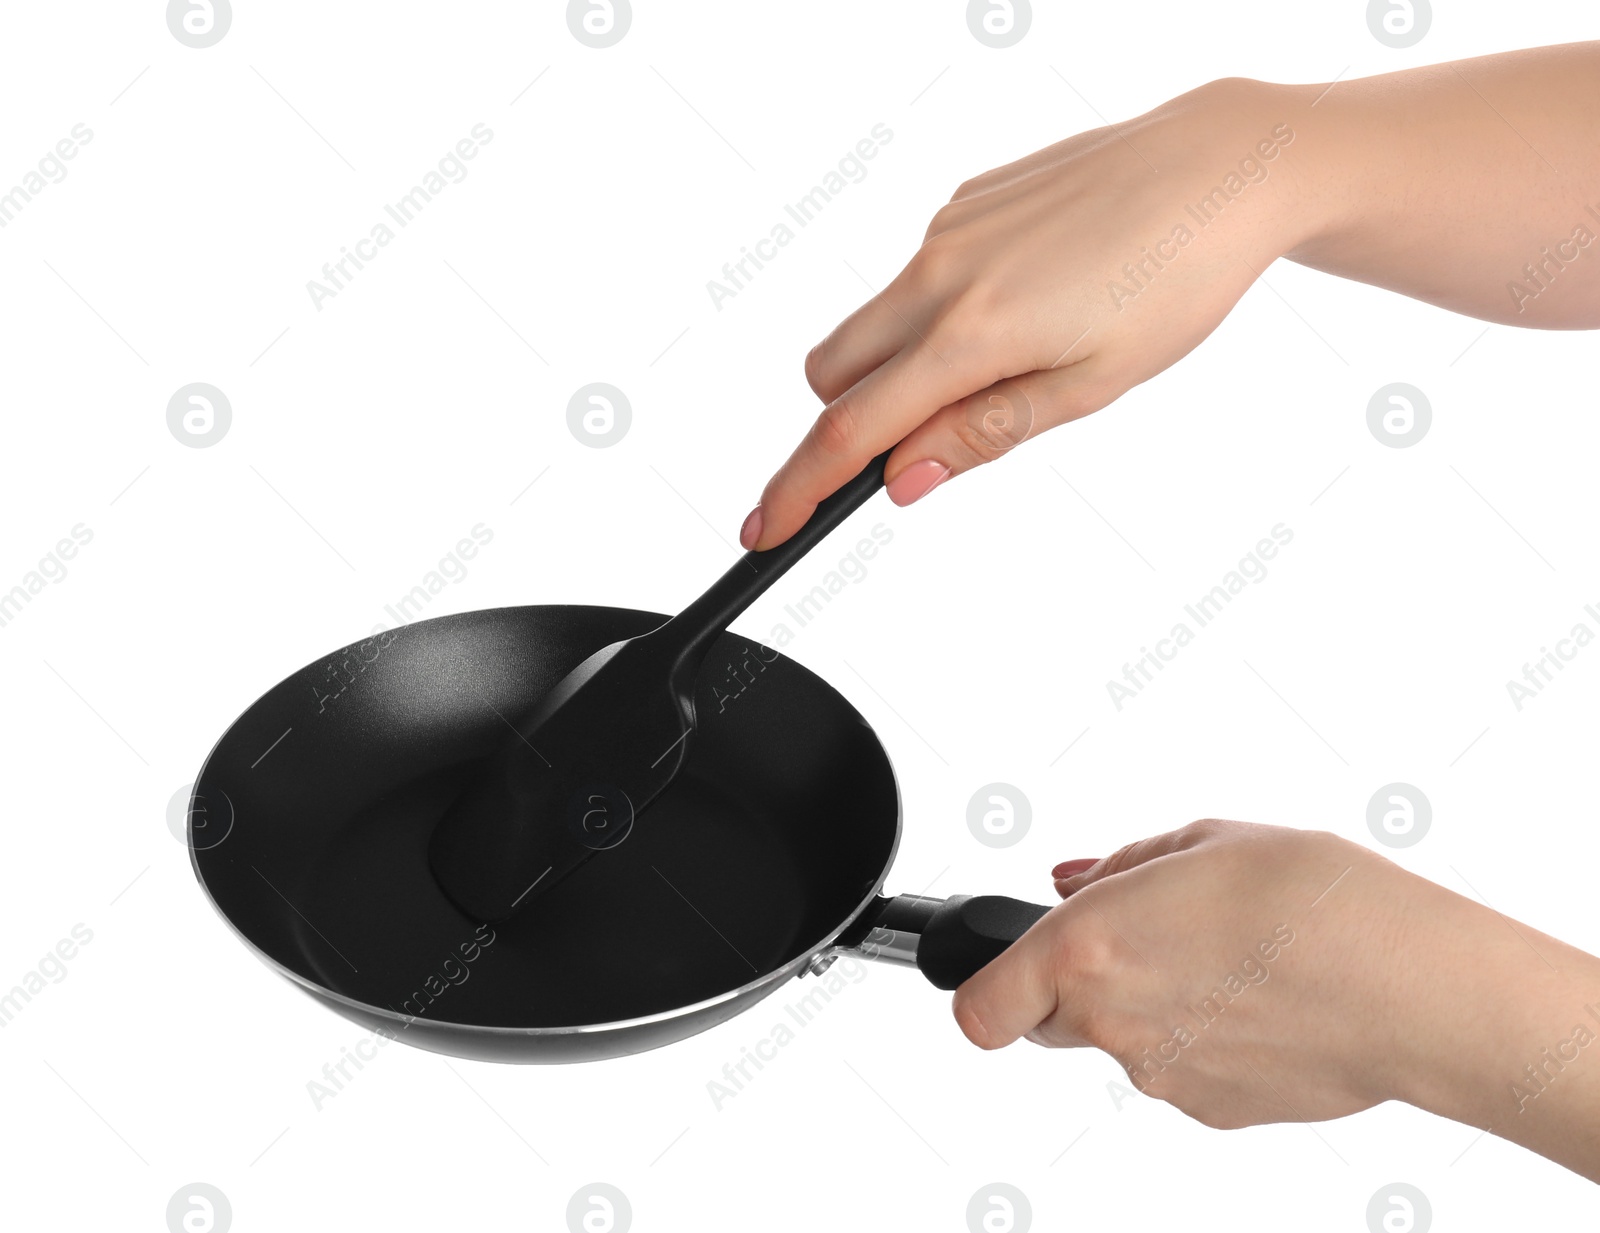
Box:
[2,1,1597,1229]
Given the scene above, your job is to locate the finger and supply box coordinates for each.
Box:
[947,908,1113,1049]
[804,289,924,403]
[809,154,1098,403]
[882,360,1113,499]
[806,232,975,404]
[1054,820,1223,896]
[747,335,1007,549]
[951,908,1079,1050]
[1051,858,1099,896]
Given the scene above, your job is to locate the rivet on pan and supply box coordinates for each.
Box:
[805,952,837,978]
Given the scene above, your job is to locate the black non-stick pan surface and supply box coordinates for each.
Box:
[190,604,904,1063]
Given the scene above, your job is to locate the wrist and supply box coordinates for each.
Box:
[1259,75,1383,266]
[1212,76,1361,263]
[1376,878,1600,1172]
[1182,76,1340,266]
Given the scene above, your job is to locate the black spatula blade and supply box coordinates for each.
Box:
[428,450,891,921]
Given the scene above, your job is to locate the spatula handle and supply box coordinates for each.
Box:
[660,450,892,664]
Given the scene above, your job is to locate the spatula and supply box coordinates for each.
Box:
[428,450,892,921]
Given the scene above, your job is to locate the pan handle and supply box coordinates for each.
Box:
[832,893,1053,991]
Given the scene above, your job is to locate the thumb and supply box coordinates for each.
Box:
[883,362,1111,507]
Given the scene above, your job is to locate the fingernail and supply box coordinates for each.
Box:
[885,459,951,507]
[1051,858,1098,879]
[739,506,763,550]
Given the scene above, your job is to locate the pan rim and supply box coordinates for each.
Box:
[191,816,900,1038]
[188,602,905,1040]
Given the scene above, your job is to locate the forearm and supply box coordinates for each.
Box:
[1271,42,1600,327]
[1384,873,1600,1180]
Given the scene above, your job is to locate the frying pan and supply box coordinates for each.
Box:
[189,603,1052,1063]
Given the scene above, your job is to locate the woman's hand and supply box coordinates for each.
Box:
[957,821,1414,1127]
[741,44,1600,550]
[741,77,1311,549]
[953,820,1600,1181]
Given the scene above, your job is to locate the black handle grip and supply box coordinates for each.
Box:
[658,450,891,665]
[916,895,1052,990]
